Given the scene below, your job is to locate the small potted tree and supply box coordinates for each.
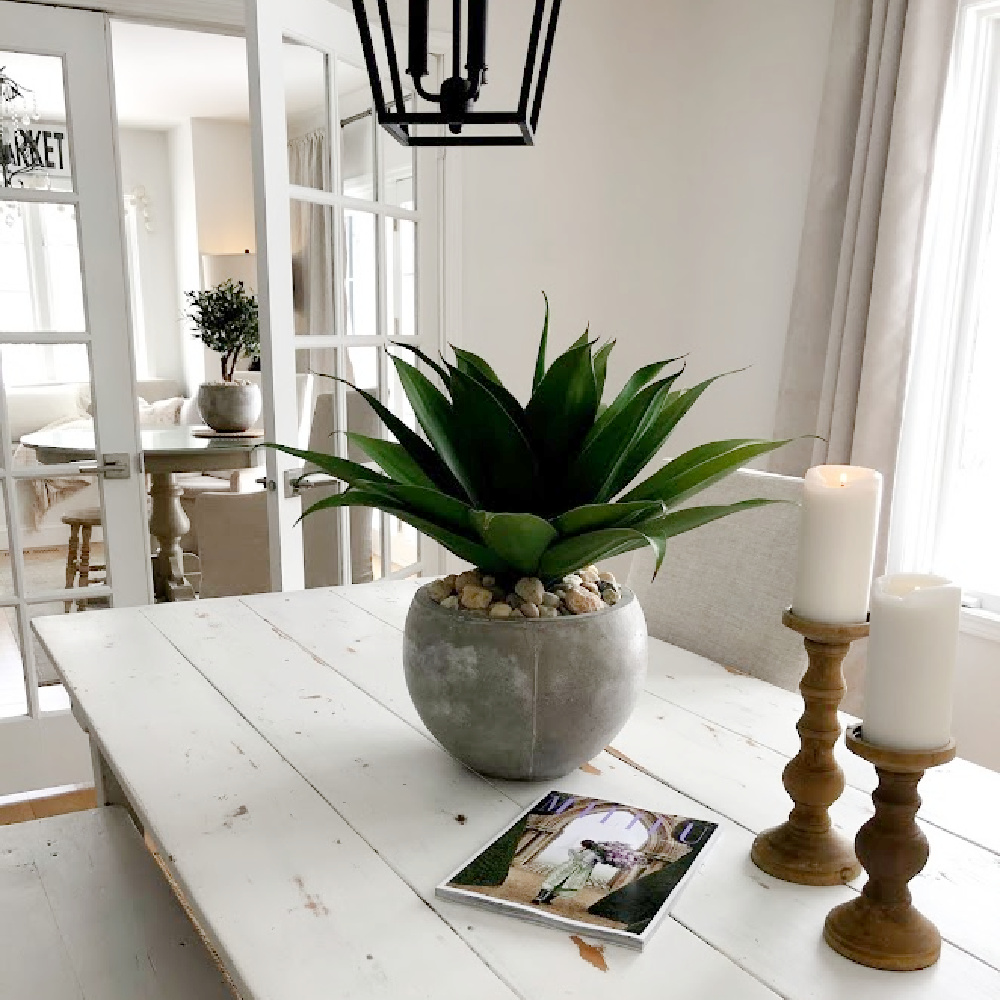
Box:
[271,298,794,779]
[186,279,262,433]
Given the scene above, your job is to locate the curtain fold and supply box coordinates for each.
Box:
[771,0,959,572]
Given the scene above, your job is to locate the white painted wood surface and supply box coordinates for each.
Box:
[0,807,231,1000]
[33,581,1000,999]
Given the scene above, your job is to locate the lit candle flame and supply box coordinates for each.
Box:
[839,472,848,487]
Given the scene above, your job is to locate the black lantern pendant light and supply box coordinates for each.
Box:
[351,0,562,146]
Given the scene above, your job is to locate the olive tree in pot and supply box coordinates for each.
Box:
[186,279,262,433]
[271,299,792,780]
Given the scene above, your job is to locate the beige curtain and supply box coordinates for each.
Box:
[771,0,959,572]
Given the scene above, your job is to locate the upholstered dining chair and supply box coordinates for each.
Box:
[626,467,807,691]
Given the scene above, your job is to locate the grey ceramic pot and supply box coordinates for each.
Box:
[197,382,261,433]
[403,585,648,780]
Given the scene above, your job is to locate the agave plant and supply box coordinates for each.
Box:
[271,300,790,581]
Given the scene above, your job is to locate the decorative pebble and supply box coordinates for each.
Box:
[598,571,617,586]
[602,588,621,606]
[481,575,496,587]
[440,595,459,610]
[455,570,482,592]
[562,574,583,588]
[579,565,600,585]
[564,586,605,615]
[489,603,513,618]
[520,601,540,618]
[505,592,523,608]
[538,606,559,618]
[426,578,455,602]
[510,608,524,618]
[460,584,493,610]
[514,577,545,606]
[598,579,620,598]
[541,592,561,608]
[581,581,600,594]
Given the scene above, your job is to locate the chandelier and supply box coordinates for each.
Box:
[351,0,562,146]
[1,66,44,189]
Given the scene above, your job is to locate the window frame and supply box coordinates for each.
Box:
[889,0,1000,639]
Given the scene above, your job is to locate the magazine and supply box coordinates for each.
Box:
[436,790,720,951]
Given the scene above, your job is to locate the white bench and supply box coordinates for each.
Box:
[0,806,232,1000]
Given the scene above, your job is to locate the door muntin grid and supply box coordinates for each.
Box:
[285,41,436,584]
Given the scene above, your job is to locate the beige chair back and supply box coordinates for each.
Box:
[195,489,270,599]
[626,467,806,691]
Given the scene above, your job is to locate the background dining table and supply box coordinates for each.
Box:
[21,426,262,601]
[32,580,1000,999]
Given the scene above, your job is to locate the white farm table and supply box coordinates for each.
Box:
[32,582,1000,1000]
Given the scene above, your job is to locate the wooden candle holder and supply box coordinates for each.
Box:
[750,609,868,885]
[824,723,956,971]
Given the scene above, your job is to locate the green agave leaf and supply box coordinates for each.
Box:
[359,481,473,533]
[633,498,780,575]
[346,433,438,489]
[300,489,510,573]
[445,357,530,437]
[392,355,480,504]
[312,372,464,498]
[390,342,450,386]
[583,356,685,449]
[552,500,667,537]
[449,367,540,511]
[622,439,792,505]
[593,340,615,402]
[532,291,550,393]
[598,369,742,501]
[569,373,682,501]
[525,340,599,461]
[451,346,501,386]
[538,527,664,581]
[470,510,558,576]
[264,443,392,487]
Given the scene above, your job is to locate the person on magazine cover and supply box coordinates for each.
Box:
[532,840,603,905]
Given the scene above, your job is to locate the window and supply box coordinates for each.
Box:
[890,0,1000,614]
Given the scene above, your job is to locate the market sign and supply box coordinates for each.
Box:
[1,121,71,186]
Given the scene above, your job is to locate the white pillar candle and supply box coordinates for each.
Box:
[791,466,882,623]
[862,574,960,751]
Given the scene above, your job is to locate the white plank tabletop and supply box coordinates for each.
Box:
[33,581,1000,1000]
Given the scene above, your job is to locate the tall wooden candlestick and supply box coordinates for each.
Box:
[824,723,956,971]
[750,609,868,885]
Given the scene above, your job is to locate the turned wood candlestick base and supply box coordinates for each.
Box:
[824,723,956,971]
[750,609,869,886]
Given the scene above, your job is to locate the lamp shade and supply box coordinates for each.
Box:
[201,252,258,295]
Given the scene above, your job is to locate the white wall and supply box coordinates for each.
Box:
[118,128,185,384]
[190,118,257,256]
[955,632,1000,771]
[459,0,836,453]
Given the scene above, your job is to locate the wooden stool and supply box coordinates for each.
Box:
[61,507,107,612]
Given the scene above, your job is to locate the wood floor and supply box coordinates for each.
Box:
[0,786,96,825]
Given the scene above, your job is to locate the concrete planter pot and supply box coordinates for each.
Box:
[403,585,648,780]
[197,381,261,433]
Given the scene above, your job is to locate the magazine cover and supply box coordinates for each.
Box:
[436,790,720,951]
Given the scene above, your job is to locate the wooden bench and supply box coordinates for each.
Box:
[0,806,233,999]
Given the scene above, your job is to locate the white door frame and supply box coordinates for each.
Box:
[1,0,149,794]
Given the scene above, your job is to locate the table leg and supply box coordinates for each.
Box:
[91,738,143,835]
[148,472,196,602]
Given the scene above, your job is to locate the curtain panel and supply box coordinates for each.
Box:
[771,0,959,572]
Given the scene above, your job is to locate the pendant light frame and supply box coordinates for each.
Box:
[351,0,562,147]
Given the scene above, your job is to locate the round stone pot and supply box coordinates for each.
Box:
[403,585,648,780]
[197,381,261,433]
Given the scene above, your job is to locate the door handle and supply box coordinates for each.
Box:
[74,453,131,480]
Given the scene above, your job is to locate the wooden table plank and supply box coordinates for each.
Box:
[144,598,781,1000]
[34,609,521,1000]
[642,637,1000,856]
[144,594,1000,999]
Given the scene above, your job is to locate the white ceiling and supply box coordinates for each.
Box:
[109,21,368,129]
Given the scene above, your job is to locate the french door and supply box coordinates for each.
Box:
[247,0,444,591]
[0,2,149,794]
